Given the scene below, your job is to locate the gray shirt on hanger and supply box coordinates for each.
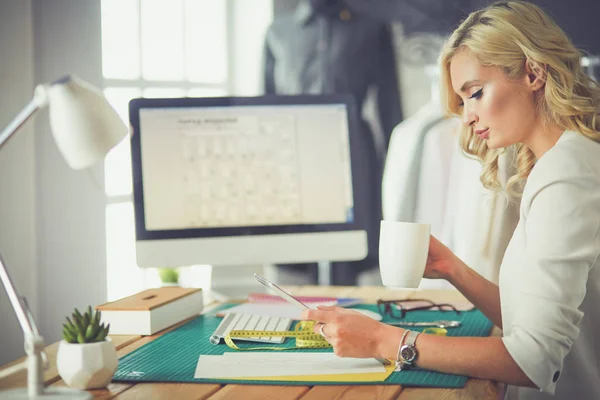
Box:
[263,0,402,156]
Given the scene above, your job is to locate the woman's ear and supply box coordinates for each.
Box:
[524,59,547,91]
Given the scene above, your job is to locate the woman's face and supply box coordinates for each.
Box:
[450,49,539,149]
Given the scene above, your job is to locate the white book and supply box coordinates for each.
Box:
[96,287,203,335]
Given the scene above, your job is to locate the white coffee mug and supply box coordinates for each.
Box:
[379,220,431,289]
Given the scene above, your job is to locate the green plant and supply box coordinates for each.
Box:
[157,267,179,284]
[62,306,109,344]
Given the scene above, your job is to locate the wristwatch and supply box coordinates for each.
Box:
[394,330,410,371]
[398,330,420,370]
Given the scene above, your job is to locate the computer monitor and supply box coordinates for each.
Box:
[129,94,369,268]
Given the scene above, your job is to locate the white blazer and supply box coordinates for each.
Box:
[500,131,600,399]
[441,141,520,284]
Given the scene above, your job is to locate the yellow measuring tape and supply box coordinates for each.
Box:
[225,320,331,351]
[224,321,448,351]
[422,328,448,336]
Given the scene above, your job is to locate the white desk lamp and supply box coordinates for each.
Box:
[0,75,128,399]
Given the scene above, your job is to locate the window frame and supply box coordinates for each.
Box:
[101,0,235,300]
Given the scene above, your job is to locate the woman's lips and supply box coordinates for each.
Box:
[475,128,490,139]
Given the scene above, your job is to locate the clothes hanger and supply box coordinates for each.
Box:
[581,55,600,81]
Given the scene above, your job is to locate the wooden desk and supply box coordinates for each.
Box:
[0,286,504,399]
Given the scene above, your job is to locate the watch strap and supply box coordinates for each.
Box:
[399,330,421,367]
[405,330,420,348]
[394,330,410,372]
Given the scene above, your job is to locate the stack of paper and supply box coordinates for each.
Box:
[194,353,394,382]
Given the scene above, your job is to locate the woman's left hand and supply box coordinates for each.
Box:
[301,305,396,358]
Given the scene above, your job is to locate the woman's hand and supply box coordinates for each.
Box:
[424,235,462,280]
[300,305,398,359]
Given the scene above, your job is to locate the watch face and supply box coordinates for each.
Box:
[401,345,417,362]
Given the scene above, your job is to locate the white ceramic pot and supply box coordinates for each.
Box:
[56,337,118,390]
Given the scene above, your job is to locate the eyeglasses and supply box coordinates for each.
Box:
[376,298,461,319]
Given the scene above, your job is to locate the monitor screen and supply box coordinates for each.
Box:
[129,95,369,267]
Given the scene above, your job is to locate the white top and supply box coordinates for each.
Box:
[499,130,600,399]
[442,138,519,284]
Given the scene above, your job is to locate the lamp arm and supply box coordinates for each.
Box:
[0,250,35,337]
[0,250,48,396]
[0,89,51,397]
[0,76,107,399]
[0,86,48,151]
[0,86,50,334]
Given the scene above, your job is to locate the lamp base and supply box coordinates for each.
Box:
[0,387,92,399]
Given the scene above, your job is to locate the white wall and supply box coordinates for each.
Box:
[32,0,107,348]
[0,0,37,366]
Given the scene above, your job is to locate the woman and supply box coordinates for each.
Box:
[301,2,600,399]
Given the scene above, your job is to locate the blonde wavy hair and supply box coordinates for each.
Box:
[440,1,600,196]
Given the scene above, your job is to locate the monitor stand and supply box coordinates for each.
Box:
[261,261,333,287]
[317,260,332,286]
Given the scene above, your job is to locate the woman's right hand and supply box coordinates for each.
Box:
[423,235,461,280]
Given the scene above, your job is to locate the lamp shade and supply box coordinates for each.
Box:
[39,75,128,170]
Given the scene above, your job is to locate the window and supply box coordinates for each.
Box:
[101,0,232,301]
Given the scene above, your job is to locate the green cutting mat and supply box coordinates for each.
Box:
[112,303,492,387]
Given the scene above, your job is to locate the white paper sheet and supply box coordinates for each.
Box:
[194,352,385,379]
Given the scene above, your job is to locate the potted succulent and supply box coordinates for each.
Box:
[56,306,118,389]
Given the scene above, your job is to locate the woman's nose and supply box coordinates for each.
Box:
[462,106,478,127]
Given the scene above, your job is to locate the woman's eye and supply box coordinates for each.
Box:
[458,88,482,107]
[469,88,483,99]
